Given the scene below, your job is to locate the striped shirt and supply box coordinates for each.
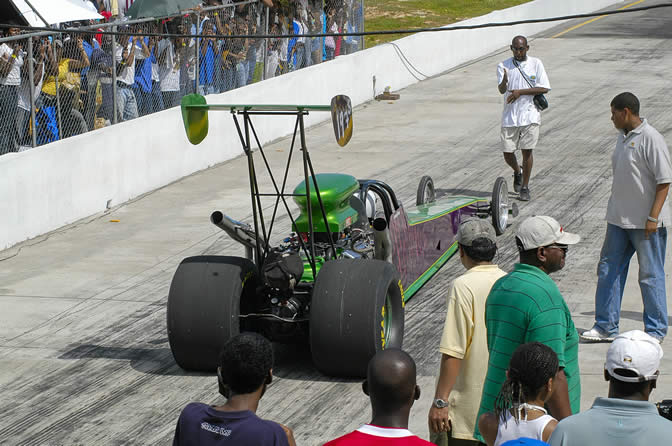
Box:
[474,263,580,442]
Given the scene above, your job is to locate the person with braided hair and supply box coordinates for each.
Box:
[478,342,559,446]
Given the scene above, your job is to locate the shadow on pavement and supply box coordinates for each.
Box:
[57,340,361,383]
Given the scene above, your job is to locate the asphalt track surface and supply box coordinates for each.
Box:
[2,1,672,444]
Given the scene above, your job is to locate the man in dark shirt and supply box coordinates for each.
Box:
[172,332,295,446]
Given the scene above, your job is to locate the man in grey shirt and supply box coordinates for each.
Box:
[549,330,671,445]
[582,92,672,343]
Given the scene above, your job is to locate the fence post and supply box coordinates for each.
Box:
[53,34,63,141]
[111,25,118,125]
[195,11,200,94]
[360,0,365,50]
[27,37,37,148]
[262,4,269,81]
[321,0,326,61]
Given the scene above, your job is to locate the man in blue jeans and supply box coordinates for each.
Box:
[582,92,672,343]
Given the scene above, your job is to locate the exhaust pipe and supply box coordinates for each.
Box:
[373,217,392,263]
[210,211,257,260]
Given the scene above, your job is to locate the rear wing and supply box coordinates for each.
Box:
[180,94,353,147]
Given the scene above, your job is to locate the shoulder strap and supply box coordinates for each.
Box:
[513,59,535,89]
[536,414,556,438]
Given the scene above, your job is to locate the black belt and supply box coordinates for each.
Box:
[116,81,132,88]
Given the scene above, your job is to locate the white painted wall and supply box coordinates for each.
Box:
[0,0,623,250]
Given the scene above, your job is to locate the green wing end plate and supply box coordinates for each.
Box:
[181,94,209,145]
[331,95,353,147]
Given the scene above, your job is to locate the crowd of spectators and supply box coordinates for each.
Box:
[0,0,363,155]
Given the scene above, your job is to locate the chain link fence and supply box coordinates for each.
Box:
[0,0,364,155]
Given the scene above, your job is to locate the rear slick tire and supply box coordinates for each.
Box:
[167,256,258,372]
[309,259,404,377]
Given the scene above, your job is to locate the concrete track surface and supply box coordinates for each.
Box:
[2,1,672,444]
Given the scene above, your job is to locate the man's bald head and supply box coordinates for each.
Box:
[364,349,419,416]
[512,35,528,46]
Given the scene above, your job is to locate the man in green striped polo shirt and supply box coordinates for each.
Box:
[474,216,581,443]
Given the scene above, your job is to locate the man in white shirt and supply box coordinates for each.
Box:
[496,36,550,201]
[582,93,672,343]
[0,22,24,155]
[114,34,142,121]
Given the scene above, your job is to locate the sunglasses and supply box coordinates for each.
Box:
[511,46,527,51]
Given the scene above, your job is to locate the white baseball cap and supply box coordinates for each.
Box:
[605,330,663,382]
[516,216,580,250]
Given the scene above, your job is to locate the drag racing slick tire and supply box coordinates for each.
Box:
[167,256,258,371]
[309,259,404,377]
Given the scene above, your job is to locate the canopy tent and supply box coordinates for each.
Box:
[126,0,202,19]
[7,0,103,27]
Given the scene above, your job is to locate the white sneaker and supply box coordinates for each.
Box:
[580,327,615,342]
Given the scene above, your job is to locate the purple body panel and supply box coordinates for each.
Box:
[387,198,484,297]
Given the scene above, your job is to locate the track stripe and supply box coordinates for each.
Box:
[551,0,646,38]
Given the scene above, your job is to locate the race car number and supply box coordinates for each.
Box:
[331,95,353,147]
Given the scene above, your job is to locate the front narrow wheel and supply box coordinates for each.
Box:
[491,177,509,235]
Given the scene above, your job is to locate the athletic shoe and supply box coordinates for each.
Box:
[519,186,530,201]
[513,171,523,193]
[580,327,615,342]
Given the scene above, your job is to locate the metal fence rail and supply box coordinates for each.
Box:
[0,0,364,155]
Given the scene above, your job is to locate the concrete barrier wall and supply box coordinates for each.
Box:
[0,0,623,250]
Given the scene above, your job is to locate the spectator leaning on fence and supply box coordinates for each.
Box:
[474,216,581,443]
[0,21,24,155]
[307,4,322,65]
[549,330,672,445]
[17,36,46,148]
[40,37,90,140]
[129,29,153,116]
[91,35,115,125]
[148,24,165,113]
[157,30,181,109]
[80,32,100,131]
[114,33,140,121]
[428,218,506,446]
[198,19,219,95]
[324,6,337,60]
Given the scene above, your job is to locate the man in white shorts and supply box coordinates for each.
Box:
[497,36,550,201]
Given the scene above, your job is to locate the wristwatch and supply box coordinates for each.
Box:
[434,398,449,409]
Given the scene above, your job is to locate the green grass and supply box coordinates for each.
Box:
[364,0,532,47]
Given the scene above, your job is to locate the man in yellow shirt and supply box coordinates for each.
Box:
[428,218,506,446]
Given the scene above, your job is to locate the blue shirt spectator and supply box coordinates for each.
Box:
[199,40,215,86]
[132,37,152,93]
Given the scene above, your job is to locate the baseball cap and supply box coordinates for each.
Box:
[457,217,496,247]
[516,216,580,250]
[605,330,663,382]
